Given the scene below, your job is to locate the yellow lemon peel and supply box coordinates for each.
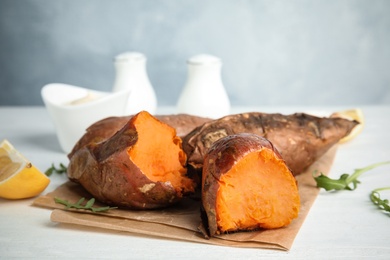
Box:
[331,108,364,143]
[0,139,50,199]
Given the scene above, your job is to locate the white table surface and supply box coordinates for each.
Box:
[1,105,390,259]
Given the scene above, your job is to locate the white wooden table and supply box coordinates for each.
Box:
[1,106,389,259]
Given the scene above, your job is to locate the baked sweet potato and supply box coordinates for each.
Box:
[68,114,211,159]
[67,111,196,209]
[183,112,359,176]
[202,133,300,236]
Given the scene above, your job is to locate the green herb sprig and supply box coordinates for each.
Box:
[45,163,67,176]
[54,197,117,212]
[313,161,390,191]
[313,161,390,215]
[370,187,390,214]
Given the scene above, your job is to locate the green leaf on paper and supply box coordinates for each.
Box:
[54,197,117,213]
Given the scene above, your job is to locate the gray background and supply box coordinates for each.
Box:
[1,0,389,107]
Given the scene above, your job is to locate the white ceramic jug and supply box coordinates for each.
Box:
[112,52,157,115]
[176,54,230,118]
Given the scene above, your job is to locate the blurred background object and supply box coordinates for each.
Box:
[112,52,157,114]
[41,83,130,153]
[177,54,230,118]
[1,0,389,107]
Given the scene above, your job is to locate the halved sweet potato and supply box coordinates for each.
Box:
[202,133,300,236]
[183,112,359,176]
[67,111,196,209]
[68,114,211,159]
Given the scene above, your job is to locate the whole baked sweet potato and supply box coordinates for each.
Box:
[183,112,359,176]
[68,114,211,159]
[67,111,196,209]
[202,133,300,236]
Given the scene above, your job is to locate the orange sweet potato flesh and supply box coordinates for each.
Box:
[202,133,300,236]
[67,111,196,209]
[68,114,211,159]
[183,112,359,176]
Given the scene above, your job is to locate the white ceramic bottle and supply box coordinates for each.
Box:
[176,54,230,118]
[112,52,157,114]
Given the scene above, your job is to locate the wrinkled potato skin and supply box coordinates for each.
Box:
[68,116,131,159]
[183,112,359,176]
[67,118,180,209]
[202,133,288,236]
[68,114,211,159]
[157,114,212,138]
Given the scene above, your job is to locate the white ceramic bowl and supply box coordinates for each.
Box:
[41,83,130,154]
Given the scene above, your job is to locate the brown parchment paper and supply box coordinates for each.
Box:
[33,146,337,251]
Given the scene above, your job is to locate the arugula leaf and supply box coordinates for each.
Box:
[313,161,390,191]
[54,197,117,212]
[370,187,390,214]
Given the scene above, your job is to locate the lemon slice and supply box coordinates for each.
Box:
[0,139,50,199]
[331,108,365,143]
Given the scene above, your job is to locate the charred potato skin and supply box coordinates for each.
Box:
[202,133,286,236]
[67,118,180,210]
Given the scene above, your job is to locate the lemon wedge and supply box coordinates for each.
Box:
[331,108,365,143]
[0,139,50,199]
